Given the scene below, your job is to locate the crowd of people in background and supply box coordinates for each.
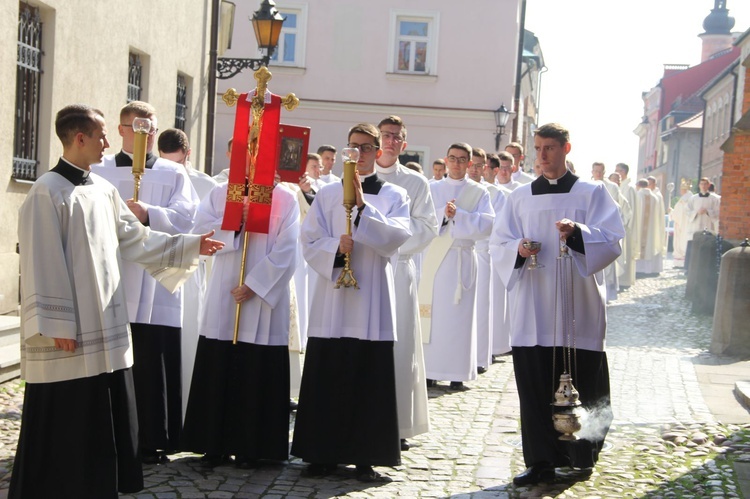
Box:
[30,100,726,496]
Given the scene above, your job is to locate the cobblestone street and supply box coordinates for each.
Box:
[2,261,750,498]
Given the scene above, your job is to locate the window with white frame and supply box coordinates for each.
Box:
[270,5,306,67]
[389,10,439,75]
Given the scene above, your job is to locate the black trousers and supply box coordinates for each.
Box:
[9,369,143,499]
[131,323,182,452]
[513,346,612,469]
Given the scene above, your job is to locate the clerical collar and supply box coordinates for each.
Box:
[446,176,466,186]
[360,171,384,195]
[375,161,400,175]
[699,192,709,197]
[531,170,578,195]
[53,157,91,186]
[115,150,156,168]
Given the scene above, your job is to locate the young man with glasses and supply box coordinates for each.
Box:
[495,151,521,191]
[92,101,199,464]
[420,143,494,391]
[374,116,438,452]
[292,123,411,483]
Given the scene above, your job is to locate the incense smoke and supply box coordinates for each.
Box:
[575,397,613,442]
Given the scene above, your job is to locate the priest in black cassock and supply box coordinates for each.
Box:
[10,104,223,498]
[490,123,624,486]
[291,123,411,483]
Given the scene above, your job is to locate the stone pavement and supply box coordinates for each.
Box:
[2,260,750,498]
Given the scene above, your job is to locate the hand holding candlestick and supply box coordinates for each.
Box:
[335,147,360,289]
[131,117,151,202]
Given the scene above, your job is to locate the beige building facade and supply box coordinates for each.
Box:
[212,0,529,176]
[0,0,213,314]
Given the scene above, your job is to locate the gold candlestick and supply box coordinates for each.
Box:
[131,117,151,202]
[335,149,359,289]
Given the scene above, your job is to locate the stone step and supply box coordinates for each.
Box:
[0,315,20,383]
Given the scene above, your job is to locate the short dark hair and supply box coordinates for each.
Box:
[615,163,630,175]
[637,179,648,188]
[307,153,322,162]
[377,115,407,140]
[158,128,189,154]
[55,104,104,146]
[472,147,487,161]
[534,123,569,146]
[446,142,472,158]
[317,144,336,155]
[404,161,423,174]
[348,123,381,149]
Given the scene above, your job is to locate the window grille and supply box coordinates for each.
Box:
[175,74,187,131]
[13,2,43,181]
[127,52,142,102]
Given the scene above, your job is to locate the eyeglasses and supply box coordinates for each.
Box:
[380,132,404,144]
[347,143,378,153]
[121,123,159,136]
[446,155,469,164]
[470,162,485,169]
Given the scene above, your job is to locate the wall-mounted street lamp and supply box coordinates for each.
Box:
[494,103,511,151]
[216,0,285,80]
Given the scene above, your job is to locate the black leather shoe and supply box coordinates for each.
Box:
[477,366,487,374]
[200,453,225,468]
[289,399,298,412]
[426,379,437,388]
[301,463,337,477]
[142,449,168,465]
[512,463,555,486]
[355,465,392,483]
[400,439,410,451]
[449,381,466,391]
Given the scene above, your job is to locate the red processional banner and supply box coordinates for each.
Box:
[221,91,282,234]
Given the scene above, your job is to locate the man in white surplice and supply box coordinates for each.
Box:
[468,148,501,374]
[615,163,639,289]
[592,161,631,302]
[157,128,218,418]
[635,178,665,276]
[670,181,693,265]
[91,101,199,463]
[11,105,223,499]
[420,143,494,390]
[491,123,624,486]
[291,123,411,483]
[687,177,721,236]
[375,115,438,451]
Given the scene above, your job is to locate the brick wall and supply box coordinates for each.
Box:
[719,64,750,241]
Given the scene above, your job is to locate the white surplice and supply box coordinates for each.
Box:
[92,156,199,327]
[671,191,693,261]
[181,169,218,415]
[19,166,201,384]
[636,188,665,274]
[302,176,411,341]
[687,192,721,236]
[423,177,494,381]
[490,174,624,352]
[475,181,504,369]
[618,177,640,287]
[193,183,299,345]
[600,178,630,301]
[489,184,512,356]
[376,162,438,439]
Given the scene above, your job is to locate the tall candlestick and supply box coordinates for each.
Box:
[335,147,360,289]
[131,117,151,202]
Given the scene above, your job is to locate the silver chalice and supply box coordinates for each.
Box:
[522,240,544,269]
